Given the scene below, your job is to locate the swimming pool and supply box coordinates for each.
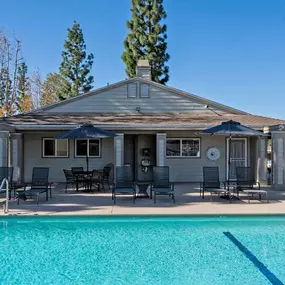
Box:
[0,216,284,285]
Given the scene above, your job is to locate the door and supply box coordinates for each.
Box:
[227,138,247,180]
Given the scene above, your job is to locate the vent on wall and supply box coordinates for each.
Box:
[127,83,137,98]
[140,84,149,98]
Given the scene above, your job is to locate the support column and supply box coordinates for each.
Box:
[10,133,23,182]
[256,137,267,183]
[271,126,285,190]
[114,134,124,167]
[156,133,166,166]
[0,131,9,168]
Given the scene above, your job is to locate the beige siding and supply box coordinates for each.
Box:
[45,83,226,114]
[23,131,114,182]
[165,131,254,182]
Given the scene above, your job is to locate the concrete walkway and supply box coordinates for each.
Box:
[1,183,285,216]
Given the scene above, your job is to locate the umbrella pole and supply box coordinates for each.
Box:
[228,134,232,184]
[86,156,89,172]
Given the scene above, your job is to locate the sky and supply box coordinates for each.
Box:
[1,0,285,118]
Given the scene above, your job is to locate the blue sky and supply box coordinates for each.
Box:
[1,0,285,118]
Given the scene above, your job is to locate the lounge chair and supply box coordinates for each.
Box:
[200,167,229,202]
[0,167,13,198]
[236,166,267,203]
[63,169,75,193]
[17,167,49,205]
[151,166,175,204]
[112,166,136,204]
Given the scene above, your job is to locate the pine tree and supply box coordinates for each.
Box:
[122,0,170,84]
[40,73,71,106]
[59,21,94,98]
[16,62,32,113]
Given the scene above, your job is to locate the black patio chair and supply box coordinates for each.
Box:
[102,164,113,191]
[200,167,229,202]
[71,167,85,191]
[112,166,136,204]
[151,166,175,204]
[0,167,14,198]
[236,166,261,195]
[63,169,75,193]
[17,167,49,205]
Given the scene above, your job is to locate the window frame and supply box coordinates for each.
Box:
[42,138,69,158]
[74,139,101,158]
[166,138,201,158]
[127,83,137,98]
[139,83,150,98]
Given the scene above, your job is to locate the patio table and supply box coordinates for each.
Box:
[136,181,151,198]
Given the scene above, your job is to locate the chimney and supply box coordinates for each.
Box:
[136,59,151,80]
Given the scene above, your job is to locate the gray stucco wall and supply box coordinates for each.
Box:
[22,130,256,183]
[165,131,253,182]
[23,131,114,182]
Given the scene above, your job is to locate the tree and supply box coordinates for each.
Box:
[29,68,42,109]
[0,29,22,116]
[59,21,94,98]
[122,0,170,84]
[40,72,71,106]
[16,62,32,114]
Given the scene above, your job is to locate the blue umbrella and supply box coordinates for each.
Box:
[56,124,117,171]
[201,120,266,181]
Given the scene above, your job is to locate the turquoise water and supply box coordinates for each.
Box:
[0,216,285,285]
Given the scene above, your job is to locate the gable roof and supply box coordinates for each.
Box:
[31,77,247,115]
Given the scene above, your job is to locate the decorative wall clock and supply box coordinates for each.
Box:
[206,147,220,161]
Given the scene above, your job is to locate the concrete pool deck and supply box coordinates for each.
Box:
[1,183,285,216]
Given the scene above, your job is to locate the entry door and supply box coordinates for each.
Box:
[227,138,247,180]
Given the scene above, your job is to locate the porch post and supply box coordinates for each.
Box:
[10,133,23,182]
[156,133,166,166]
[271,125,285,190]
[256,137,267,183]
[114,134,124,167]
[0,131,9,168]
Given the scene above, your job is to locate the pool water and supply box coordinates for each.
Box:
[0,216,284,285]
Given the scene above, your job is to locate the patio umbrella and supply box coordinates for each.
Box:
[200,120,267,181]
[55,124,117,171]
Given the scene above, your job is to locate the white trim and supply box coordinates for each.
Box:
[75,139,101,158]
[42,138,69,158]
[166,138,201,158]
[226,137,248,179]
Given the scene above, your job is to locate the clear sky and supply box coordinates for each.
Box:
[1,0,285,118]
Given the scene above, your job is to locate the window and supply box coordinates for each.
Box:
[140,83,149,98]
[43,139,68,157]
[75,139,100,157]
[166,138,200,157]
[127,83,137,98]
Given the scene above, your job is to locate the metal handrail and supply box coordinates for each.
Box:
[0,178,9,213]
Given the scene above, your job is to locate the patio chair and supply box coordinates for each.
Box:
[236,166,267,203]
[102,163,113,191]
[200,167,229,202]
[0,167,14,198]
[151,166,175,204]
[71,167,85,191]
[87,170,104,192]
[63,169,75,193]
[112,166,136,204]
[17,167,49,205]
